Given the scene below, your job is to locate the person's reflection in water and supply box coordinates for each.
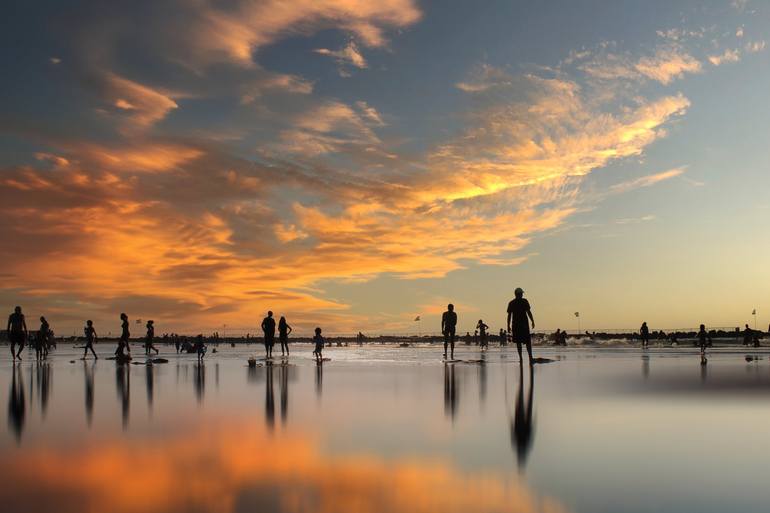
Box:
[443,363,458,420]
[478,352,487,405]
[84,361,95,427]
[115,363,130,429]
[700,353,708,382]
[511,365,534,470]
[194,362,205,404]
[146,363,155,411]
[642,354,650,380]
[315,360,323,400]
[265,362,275,430]
[279,362,289,426]
[37,361,52,418]
[8,363,26,443]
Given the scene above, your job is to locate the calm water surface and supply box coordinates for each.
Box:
[2,343,770,513]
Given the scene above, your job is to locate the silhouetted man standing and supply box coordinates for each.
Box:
[442,304,457,360]
[262,311,276,359]
[507,288,535,365]
[7,306,27,360]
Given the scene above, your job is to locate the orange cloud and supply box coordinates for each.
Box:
[102,73,179,130]
[186,0,422,68]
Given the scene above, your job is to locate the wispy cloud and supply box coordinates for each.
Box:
[610,167,687,194]
[315,41,368,75]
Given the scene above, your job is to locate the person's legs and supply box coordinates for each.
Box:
[443,332,448,359]
[526,339,533,364]
[10,339,16,360]
[516,340,523,362]
[449,329,455,360]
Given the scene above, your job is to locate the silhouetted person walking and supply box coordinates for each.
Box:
[7,306,27,360]
[145,320,159,355]
[278,316,292,356]
[83,320,98,359]
[262,311,276,359]
[477,319,489,350]
[37,316,50,360]
[507,288,535,364]
[196,334,206,361]
[116,313,131,358]
[640,322,650,349]
[442,304,457,360]
[499,328,507,346]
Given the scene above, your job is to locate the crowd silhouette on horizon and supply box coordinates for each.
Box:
[4,290,769,368]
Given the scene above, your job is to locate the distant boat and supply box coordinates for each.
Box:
[399,342,410,348]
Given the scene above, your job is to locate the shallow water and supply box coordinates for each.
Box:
[2,343,770,513]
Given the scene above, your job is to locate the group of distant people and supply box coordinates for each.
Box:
[258,311,325,362]
[6,306,55,361]
[442,287,536,364]
[12,295,761,366]
[640,321,760,354]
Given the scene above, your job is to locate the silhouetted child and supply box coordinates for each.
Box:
[697,324,711,354]
[84,320,98,359]
[476,319,489,349]
[196,334,207,361]
[312,327,324,362]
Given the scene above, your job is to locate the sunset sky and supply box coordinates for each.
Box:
[2,0,770,335]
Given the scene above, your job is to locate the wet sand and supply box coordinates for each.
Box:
[2,344,770,513]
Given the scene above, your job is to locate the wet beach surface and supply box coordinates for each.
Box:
[2,343,770,513]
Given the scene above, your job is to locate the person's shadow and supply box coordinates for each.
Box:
[8,363,26,443]
[511,365,535,470]
[146,362,155,412]
[116,362,130,429]
[315,360,323,400]
[279,362,289,426]
[444,363,459,420]
[84,361,95,427]
[194,362,205,404]
[265,362,275,430]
